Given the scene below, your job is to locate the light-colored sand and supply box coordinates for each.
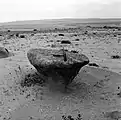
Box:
[0,29,121,120]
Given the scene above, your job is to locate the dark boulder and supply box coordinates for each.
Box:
[33,29,38,32]
[7,30,11,32]
[88,62,99,67]
[27,48,89,88]
[75,39,79,41]
[111,55,121,59]
[61,40,71,44]
[58,33,64,36]
[19,35,25,38]
[71,50,78,53]
[16,33,19,37]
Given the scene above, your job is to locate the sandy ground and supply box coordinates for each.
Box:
[0,27,121,120]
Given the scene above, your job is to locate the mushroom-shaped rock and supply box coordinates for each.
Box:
[0,47,11,58]
[27,48,89,88]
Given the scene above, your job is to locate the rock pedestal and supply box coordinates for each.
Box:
[27,48,89,88]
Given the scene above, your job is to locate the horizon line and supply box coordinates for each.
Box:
[0,17,121,24]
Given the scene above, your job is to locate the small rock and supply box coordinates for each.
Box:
[71,50,78,53]
[62,115,67,120]
[19,35,25,38]
[88,63,99,67]
[16,33,19,37]
[75,39,79,41]
[7,30,11,32]
[117,91,121,97]
[33,29,38,32]
[67,115,74,120]
[58,33,64,36]
[61,40,71,44]
[111,55,121,59]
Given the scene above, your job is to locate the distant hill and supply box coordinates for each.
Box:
[0,18,121,30]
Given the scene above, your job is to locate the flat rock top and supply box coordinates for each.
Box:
[27,48,89,65]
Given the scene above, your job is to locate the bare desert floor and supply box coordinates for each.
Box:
[0,20,121,120]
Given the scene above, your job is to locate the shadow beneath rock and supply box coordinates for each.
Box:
[20,72,46,87]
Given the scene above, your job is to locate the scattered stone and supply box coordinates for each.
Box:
[61,40,71,44]
[71,50,78,53]
[27,48,89,88]
[73,34,77,36]
[75,44,79,46]
[16,33,19,37]
[0,47,12,58]
[7,30,11,32]
[77,114,82,120]
[67,115,74,120]
[117,91,121,97]
[51,44,56,48]
[58,33,64,36]
[118,39,121,43]
[88,62,99,67]
[50,40,53,42]
[93,32,96,35]
[19,35,25,38]
[75,38,79,41]
[62,115,67,120]
[111,55,121,59]
[102,66,109,69]
[84,31,88,34]
[33,29,38,32]
[62,114,82,120]
[31,33,34,36]
[86,25,91,28]
[10,34,14,37]
[57,40,61,42]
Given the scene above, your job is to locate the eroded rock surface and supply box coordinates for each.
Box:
[27,48,89,87]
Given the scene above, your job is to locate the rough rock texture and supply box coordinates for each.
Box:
[0,47,11,58]
[27,48,89,87]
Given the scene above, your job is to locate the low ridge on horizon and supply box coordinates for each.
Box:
[0,18,121,26]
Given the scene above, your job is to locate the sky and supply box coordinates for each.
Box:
[0,0,121,23]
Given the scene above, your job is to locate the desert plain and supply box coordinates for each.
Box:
[0,19,121,120]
